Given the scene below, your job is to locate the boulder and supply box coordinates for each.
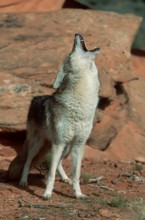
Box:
[124,79,145,132]
[0,10,141,132]
[88,98,128,151]
[0,0,65,13]
[0,9,144,161]
[0,0,88,13]
[106,121,145,161]
[0,72,32,131]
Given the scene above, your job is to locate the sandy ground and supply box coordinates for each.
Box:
[1,144,145,220]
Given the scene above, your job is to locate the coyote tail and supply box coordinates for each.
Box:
[8,140,51,180]
[8,141,28,180]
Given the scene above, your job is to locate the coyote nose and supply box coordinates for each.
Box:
[75,33,83,40]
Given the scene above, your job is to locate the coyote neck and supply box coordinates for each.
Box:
[54,67,100,117]
[74,72,100,100]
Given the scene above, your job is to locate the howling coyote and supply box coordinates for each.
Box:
[9,34,100,199]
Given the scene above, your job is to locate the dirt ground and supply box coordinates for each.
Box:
[1,146,145,220]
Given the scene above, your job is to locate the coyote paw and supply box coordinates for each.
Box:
[42,193,52,200]
[19,180,28,187]
[76,193,88,199]
[62,178,72,185]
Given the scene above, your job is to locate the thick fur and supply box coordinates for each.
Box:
[8,34,100,199]
[8,142,28,180]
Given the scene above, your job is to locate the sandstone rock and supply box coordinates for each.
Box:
[0,72,32,131]
[0,10,141,132]
[135,157,145,164]
[107,121,145,160]
[1,9,145,162]
[88,97,128,151]
[0,0,88,13]
[0,0,65,13]
[99,209,121,219]
[84,145,110,161]
[131,54,145,79]
[124,79,145,132]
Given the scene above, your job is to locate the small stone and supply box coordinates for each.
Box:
[99,209,112,218]
[135,157,145,164]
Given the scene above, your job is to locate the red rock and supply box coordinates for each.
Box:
[0,0,65,13]
[124,79,145,132]
[0,72,32,131]
[84,145,110,161]
[99,209,121,219]
[99,209,113,218]
[0,10,141,131]
[0,9,144,162]
[88,98,128,151]
[107,121,145,160]
[135,157,145,164]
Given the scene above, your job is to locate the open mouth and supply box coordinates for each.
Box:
[78,35,88,52]
[80,39,88,51]
[74,34,100,53]
[73,34,88,52]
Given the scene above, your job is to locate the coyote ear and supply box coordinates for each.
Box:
[53,67,65,89]
[91,47,100,56]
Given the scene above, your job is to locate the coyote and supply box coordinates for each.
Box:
[9,34,100,199]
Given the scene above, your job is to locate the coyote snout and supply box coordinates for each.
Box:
[8,34,100,199]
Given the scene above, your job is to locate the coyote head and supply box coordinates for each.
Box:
[53,34,100,89]
[72,34,100,60]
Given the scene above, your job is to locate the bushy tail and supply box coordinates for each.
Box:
[8,140,51,180]
[8,141,28,180]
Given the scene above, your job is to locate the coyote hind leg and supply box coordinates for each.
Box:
[19,135,45,187]
[57,160,72,185]
[56,144,72,185]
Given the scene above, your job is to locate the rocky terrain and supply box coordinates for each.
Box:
[0,1,145,219]
[0,8,144,161]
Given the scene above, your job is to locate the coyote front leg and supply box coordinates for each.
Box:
[42,144,64,199]
[71,143,86,199]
